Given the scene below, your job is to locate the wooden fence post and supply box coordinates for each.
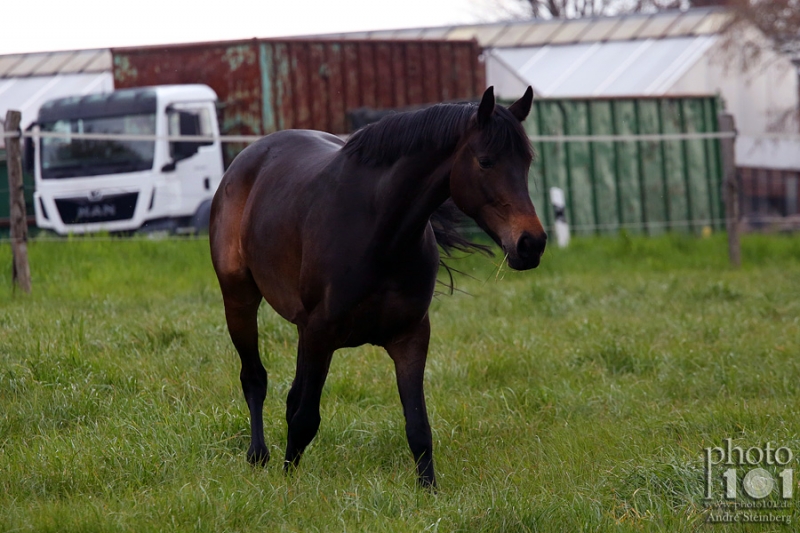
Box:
[5,110,32,292]
[718,113,740,268]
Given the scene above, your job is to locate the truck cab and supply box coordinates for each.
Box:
[33,84,224,235]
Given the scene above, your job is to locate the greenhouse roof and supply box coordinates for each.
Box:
[489,35,717,97]
[315,8,733,47]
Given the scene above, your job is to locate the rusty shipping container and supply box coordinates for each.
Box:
[112,39,485,161]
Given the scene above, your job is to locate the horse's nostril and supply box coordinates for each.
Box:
[517,233,534,259]
[517,232,546,260]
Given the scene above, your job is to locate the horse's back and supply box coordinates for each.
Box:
[211,130,342,248]
[214,130,342,208]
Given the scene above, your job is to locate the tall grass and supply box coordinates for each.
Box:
[1,233,799,531]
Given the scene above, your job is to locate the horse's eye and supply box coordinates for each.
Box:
[478,157,495,169]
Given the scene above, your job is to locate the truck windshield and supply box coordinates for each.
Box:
[40,113,156,179]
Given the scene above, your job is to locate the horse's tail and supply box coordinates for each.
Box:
[430,200,492,294]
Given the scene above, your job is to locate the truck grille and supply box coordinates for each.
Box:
[55,192,139,224]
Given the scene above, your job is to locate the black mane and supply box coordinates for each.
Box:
[343,102,533,166]
[343,104,474,166]
[342,100,536,291]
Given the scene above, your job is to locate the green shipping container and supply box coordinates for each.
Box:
[515,96,724,236]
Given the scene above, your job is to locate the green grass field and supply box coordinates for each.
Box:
[1,233,799,532]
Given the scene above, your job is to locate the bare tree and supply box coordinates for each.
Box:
[719,0,800,58]
[516,0,799,59]
[695,0,799,133]
[520,0,688,19]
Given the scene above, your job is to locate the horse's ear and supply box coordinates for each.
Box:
[508,86,534,122]
[477,86,495,129]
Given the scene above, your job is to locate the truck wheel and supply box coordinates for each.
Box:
[191,200,213,235]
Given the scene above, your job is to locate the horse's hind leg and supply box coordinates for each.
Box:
[210,176,270,465]
[284,327,333,470]
[386,315,436,489]
[221,277,269,465]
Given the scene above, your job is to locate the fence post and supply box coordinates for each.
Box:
[718,113,740,268]
[5,110,32,292]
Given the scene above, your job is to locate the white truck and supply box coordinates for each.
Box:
[32,84,224,235]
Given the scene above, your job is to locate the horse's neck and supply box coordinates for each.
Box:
[373,151,455,254]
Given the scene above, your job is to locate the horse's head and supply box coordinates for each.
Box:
[450,86,547,270]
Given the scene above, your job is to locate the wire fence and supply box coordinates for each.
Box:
[7,128,800,142]
[2,215,796,244]
[3,129,752,142]
[2,130,266,143]
[0,123,800,241]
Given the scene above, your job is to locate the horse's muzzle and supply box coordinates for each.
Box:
[507,230,547,270]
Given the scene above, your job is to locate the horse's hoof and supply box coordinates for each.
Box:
[283,455,301,475]
[247,446,270,467]
[417,476,437,492]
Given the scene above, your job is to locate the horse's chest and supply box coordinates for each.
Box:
[339,282,433,347]
[306,231,440,348]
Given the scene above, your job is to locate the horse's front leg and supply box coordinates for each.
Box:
[386,314,436,489]
[284,328,334,470]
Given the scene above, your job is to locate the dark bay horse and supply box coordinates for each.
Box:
[209,86,546,488]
